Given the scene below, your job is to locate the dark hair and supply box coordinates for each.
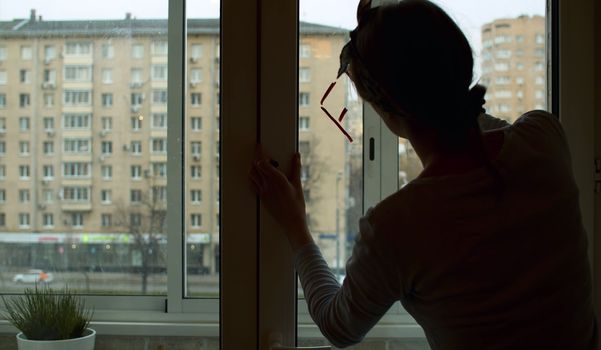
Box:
[349,0,486,147]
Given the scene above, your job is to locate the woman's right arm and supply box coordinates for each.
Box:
[478,113,511,131]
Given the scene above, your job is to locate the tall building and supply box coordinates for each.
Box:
[480,15,546,122]
[0,10,347,280]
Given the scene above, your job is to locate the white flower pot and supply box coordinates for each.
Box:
[16,328,95,350]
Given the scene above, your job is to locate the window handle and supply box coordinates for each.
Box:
[268,332,331,350]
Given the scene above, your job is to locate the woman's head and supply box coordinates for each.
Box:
[345,0,485,143]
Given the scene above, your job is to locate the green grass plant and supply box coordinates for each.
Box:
[2,286,93,340]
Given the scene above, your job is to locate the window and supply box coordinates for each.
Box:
[191,214,202,228]
[131,116,143,131]
[0,46,6,60]
[19,141,30,155]
[0,71,6,85]
[131,141,142,155]
[19,165,29,180]
[0,213,5,227]
[63,163,90,178]
[0,142,5,155]
[20,94,31,108]
[20,46,32,60]
[20,69,31,83]
[19,117,30,131]
[495,76,511,85]
[65,42,92,55]
[191,93,202,106]
[71,213,84,227]
[101,190,112,204]
[19,213,30,228]
[152,90,168,105]
[495,90,512,98]
[496,50,511,59]
[64,90,91,106]
[535,90,545,99]
[131,93,144,106]
[64,114,91,129]
[43,189,53,203]
[130,189,142,203]
[19,189,30,203]
[101,141,113,155]
[191,141,202,156]
[64,139,90,153]
[152,138,166,153]
[43,214,54,227]
[299,92,310,106]
[191,165,202,179]
[43,141,54,155]
[101,214,112,227]
[191,117,202,130]
[43,165,54,179]
[516,35,524,43]
[190,68,203,83]
[101,43,114,58]
[102,69,113,84]
[152,162,167,177]
[0,190,5,203]
[536,76,545,85]
[131,165,142,180]
[152,40,168,55]
[191,189,202,203]
[152,113,167,128]
[535,33,545,44]
[300,44,311,58]
[299,116,310,131]
[131,68,143,84]
[44,94,54,107]
[0,118,4,132]
[102,93,113,107]
[130,213,142,226]
[535,61,545,71]
[64,66,92,81]
[535,48,545,57]
[101,165,112,180]
[132,44,144,58]
[102,117,113,131]
[63,187,90,202]
[0,94,5,108]
[43,117,54,131]
[494,35,512,44]
[152,65,168,80]
[152,186,167,202]
[190,44,203,60]
[0,165,5,179]
[494,63,509,71]
[299,67,311,82]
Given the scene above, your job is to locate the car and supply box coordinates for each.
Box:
[13,269,54,284]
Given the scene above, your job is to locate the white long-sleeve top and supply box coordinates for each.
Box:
[296,111,597,349]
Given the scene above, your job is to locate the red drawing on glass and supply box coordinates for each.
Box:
[320,81,353,142]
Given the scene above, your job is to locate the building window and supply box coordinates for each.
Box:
[0,213,5,226]
[190,44,203,60]
[191,142,202,156]
[131,165,142,180]
[20,70,31,83]
[19,141,30,155]
[152,162,167,177]
[63,162,90,178]
[101,165,112,180]
[152,90,168,105]
[43,214,54,227]
[101,190,112,204]
[299,67,311,83]
[516,62,525,70]
[0,142,5,155]
[43,165,54,179]
[495,50,511,59]
[71,213,84,227]
[299,116,310,131]
[101,214,112,227]
[0,94,5,108]
[152,138,166,153]
[535,61,545,71]
[19,117,30,131]
[131,141,142,155]
[300,44,311,58]
[19,213,30,228]
[19,189,30,203]
[132,44,144,58]
[20,94,31,108]
[191,165,202,179]
[20,46,32,60]
[0,46,6,60]
[535,33,545,44]
[43,189,53,203]
[191,189,202,203]
[63,90,91,106]
[516,35,524,43]
[131,116,142,131]
[191,93,202,106]
[535,90,545,99]
[0,71,7,85]
[130,189,142,203]
[102,117,113,131]
[191,214,202,228]
[0,118,4,132]
[190,69,203,83]
[191,117,202,131]
[131,68,143,84]
[494,91,512,99]
[101,93,113,107]
[152,186,167,202]
[43,69,56,84]
[299,92,310,107]
[101,43,114,59]
[63,187,90,202]
[152,113,167,129]
[131,93,144,107]
[65,42,92,56]
[131,213,142,226]
[102,69,113,84]
[43,141,54,155]
[299,141,310,154]
[64,139,90,153]
[495,76,511,85]
[152,65,168,81]
[0,165,6,179]
[494,63,509,71]
[536,76,545,85]
[43,117,54,131]
[64,66,92,81]
[152,41,168,56]
[101,141,113,155]
[0,189,5,203]
[44,94,54,107]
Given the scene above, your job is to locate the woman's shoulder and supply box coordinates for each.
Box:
[511,110,564,137]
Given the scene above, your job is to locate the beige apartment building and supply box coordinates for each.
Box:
[480,15,546,122]
[0,11,348,274]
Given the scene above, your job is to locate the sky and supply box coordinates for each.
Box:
[0,0,545,76]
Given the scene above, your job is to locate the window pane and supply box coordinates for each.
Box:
[184,6,220,298]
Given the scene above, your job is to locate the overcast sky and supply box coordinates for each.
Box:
[0,0,545,76]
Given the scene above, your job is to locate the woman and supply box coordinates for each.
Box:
[249,1,597,348]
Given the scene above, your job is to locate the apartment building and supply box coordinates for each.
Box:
[0,11,348,275]
[480,15,546,122]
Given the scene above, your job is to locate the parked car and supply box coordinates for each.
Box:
[12,269,54,284]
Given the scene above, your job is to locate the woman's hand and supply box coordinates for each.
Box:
[249,147,313,251]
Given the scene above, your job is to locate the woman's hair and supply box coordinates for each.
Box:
[349,0,486,147]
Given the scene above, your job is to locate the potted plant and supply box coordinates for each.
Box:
[2,286,95,350]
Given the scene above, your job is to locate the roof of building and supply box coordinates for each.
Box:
[0,17,348,38]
